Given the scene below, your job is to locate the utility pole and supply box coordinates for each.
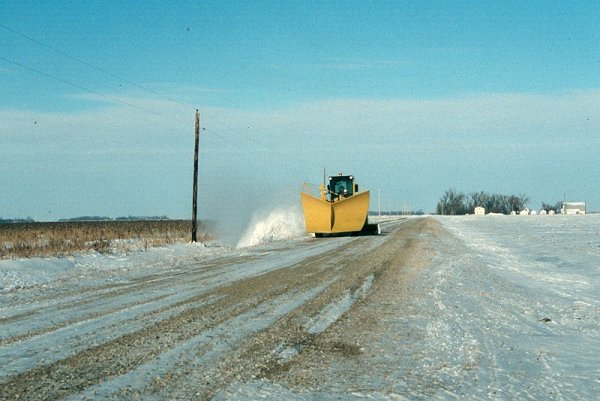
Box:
[191,109,200,242]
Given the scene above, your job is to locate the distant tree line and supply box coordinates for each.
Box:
[540,201,562,214]
[1,215,172,224]
[59,216,113,222]
[59,215,171,222]
[369,210,425,216]
[0,217,35,224]
[436,189,531,215]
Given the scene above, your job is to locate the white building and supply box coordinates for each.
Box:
[474,206,485,215]
[561,202,586,215]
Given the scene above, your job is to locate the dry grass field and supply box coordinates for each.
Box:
[0,220,209,259]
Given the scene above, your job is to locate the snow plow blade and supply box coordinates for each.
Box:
[301,173,379,236]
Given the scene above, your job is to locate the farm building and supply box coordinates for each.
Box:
[561,202,586,215]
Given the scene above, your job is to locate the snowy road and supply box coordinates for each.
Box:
[1,215,599,400]
[0,217,400,400]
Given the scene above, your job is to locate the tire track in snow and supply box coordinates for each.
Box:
[0,231,384,400]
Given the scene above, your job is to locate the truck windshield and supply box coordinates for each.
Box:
[329,176,353,198]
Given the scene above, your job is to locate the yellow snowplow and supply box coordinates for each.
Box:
[301,173,380,237]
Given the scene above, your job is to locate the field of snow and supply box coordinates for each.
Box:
[1,214,599,400]
[429,214,600,399]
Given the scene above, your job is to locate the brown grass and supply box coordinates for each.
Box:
[0,220,211,259]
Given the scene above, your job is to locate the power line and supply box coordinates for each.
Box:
[0,22,247,148]
[0,52,248,149]
[0,22,191,108]
[0,23,312,177]
[0,55,178,120]
[1,50,310,171]
[0,57,283,156]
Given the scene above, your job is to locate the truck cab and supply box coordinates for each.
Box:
[327,174,357,201]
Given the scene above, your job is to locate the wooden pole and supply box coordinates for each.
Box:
[192,109,199,242]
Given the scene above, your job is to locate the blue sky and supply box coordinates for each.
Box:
[1,1,600,225]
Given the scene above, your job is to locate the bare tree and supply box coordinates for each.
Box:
[438,189,530,215]
[437,189,467,215]
[541,201,562,213]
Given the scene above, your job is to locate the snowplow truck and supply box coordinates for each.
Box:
[301,174,380,237]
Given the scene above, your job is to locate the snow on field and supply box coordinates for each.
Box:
[0,241,216,293]
[431,214,600,399]
[0,210,308,293]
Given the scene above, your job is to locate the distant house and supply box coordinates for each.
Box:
[561,202,586,214]
[474,206,485,215]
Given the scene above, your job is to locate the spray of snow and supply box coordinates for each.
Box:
[236,208,305,248]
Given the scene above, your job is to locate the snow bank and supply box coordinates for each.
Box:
[0,242,215,293]
[0,257,76,291]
